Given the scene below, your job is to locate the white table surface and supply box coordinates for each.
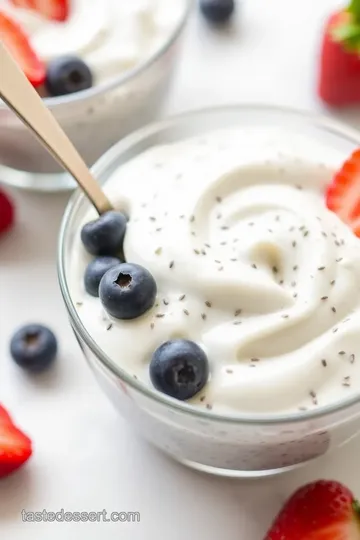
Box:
[1,1,360,538]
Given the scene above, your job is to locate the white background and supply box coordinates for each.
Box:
[1,0,360,538]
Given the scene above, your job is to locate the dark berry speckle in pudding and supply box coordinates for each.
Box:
[10,324,58,372]
[99,263,157,320]
[150,339,209,400]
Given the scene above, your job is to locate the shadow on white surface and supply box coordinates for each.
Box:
[0,468,35,521]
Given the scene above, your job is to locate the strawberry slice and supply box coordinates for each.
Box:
[0,11,45,87]
[9,0,70,22]
[264,480,360,539]
[326,149,360,237]
[0,405,32,478]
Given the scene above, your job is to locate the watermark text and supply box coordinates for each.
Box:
[21,509,140,523]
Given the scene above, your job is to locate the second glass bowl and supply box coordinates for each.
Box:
[0,0,192,192]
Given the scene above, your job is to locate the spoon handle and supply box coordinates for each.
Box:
[0,43,112,215]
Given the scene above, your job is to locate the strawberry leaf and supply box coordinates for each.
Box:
[348,0,360,22]
[332,20,360,51]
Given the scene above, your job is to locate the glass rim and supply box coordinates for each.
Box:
[58,103,360,426]
[0,0,193,110]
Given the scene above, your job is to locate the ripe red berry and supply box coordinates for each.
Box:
[0,189,15,236]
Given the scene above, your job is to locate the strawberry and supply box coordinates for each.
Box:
[0,404,32,478]
[0,189,15,236]
[326,149,360,237]
[9,0,70,22]
[264,480,360,539]
[318,0,360,107]
[0,11,45,87]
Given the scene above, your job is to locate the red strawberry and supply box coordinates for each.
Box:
[318,1,360,107]
[0,405,32,478]
[0,189,15,236]
[0,11,45,87]
[9,0,70,22]
[326,149,360,237]
[264,480,360,539]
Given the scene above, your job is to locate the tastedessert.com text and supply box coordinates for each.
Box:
[21,509,141,523]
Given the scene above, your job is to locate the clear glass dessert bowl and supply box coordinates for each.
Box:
[0,0,192,192]
[58,105,360,478]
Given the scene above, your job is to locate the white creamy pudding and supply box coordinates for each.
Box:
[0,0,185,85]
[70,127,360,415]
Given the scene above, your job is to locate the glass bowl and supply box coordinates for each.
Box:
[0,0,192,192]
[58,105,360,478]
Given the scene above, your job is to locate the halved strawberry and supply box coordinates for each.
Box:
[9,0,70,22]
[0,11,45,87]
[264,480,360,539]
[0,405,32,478]
[326,149,360,237]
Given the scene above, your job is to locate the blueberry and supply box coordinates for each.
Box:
[200,0,235,24]
[46,55,93,97]
[81,211,127,257]
[99,263,157,319]
[150,339,209,400]
[84,256,121,297]
[10,324,57,372]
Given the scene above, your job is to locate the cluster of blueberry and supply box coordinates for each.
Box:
[81,211,209,401]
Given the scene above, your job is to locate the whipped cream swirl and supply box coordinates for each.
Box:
[0,0,185,84]
[70,128,360,414]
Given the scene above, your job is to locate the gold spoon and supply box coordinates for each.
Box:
[0,42,112,215]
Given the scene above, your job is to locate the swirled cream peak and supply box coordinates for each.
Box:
[0,0,185,84]
[70,127,360,414]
